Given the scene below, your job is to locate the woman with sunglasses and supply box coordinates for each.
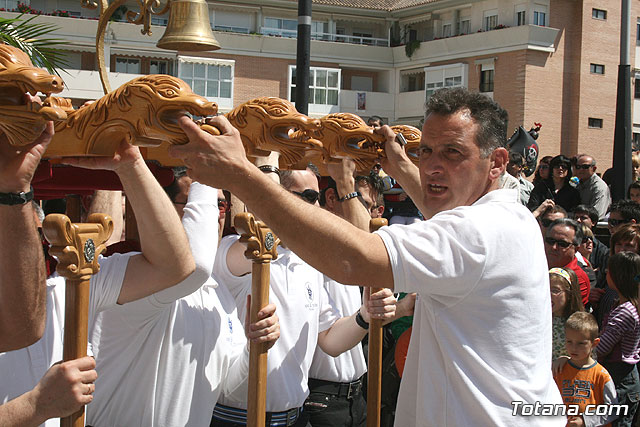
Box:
[533,155,553,186]
[527,154,581,213]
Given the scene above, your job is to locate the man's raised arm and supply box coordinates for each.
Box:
[62,140,194,304]
[0,121,53,351]
[378,126,425,215]
[170,116,393,289]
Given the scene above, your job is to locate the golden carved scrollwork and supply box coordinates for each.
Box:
[42,213,114,281]
[226,97,323,167]
[390,124,422,162]
[44,75,218,157]
[0,45,68,146]
[233,212,280,263]
[0,43,421,170]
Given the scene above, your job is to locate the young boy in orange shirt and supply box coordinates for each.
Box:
[554,312,618,427]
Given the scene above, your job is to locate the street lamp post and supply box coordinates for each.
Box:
[612,0,632,201]
[295,0,311,115]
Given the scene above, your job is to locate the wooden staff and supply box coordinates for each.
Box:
[234,213,280,427]
[367,217,388,427]
[42,213,113,427]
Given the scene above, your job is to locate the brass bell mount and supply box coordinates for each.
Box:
[83,0,220,95]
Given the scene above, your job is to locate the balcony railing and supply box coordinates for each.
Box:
[260,27,389,47]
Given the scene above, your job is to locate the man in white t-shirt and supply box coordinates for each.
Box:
[170,87,564,426]
[211,168,396,427]
[86,174,279,427]
[1,139,196,426]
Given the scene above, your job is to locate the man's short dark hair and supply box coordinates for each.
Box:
[368,115,384,126]
[426,87,508,158]
[573,205,599,226]
[509,151,524,166]
[547,218,582,245]
[541,204,567,218]
[610,199,640,223]
[356,172,385,207]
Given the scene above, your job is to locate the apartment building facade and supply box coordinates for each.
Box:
[2,0,639,168]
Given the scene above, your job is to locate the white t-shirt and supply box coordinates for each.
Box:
[0,252,131,427]
[87,183,248,427]
[214,236,339,411]
[308,278,367,383]
[376,189,563,427]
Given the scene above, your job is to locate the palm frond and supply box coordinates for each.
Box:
[0,14,69,76]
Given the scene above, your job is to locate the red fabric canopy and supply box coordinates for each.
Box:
[32,160,175,199]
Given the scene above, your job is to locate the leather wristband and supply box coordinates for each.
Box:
[258,165,280,177]
[0,187,34,206]
[355,308,369,330]
[339,191,361,202]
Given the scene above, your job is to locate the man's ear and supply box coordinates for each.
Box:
[325,188,339,212]
[489,148,509,181]
[593,165,597,173]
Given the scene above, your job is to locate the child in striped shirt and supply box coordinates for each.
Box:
[598,251,640,427]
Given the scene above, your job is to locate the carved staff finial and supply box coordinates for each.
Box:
[234,212,280,427]
[41,213,113,427]
[234,212,280,263]
[43,213,114,281]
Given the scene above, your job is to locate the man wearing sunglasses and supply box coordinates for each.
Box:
[211,166,397,427]
[544,218,591,307]
[574,154,610,220]
[607,199,640,235]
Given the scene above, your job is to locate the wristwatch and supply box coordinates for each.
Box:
[355,309,369,330]
[0,187,34,206]
[339,191,361,202]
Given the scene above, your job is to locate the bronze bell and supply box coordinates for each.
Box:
[157,0,221,51]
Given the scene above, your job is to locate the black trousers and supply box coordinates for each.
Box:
[304,384,366,427]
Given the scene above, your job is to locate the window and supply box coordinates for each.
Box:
[442,23,452,38]
[115,57,140,74]
[311,21,329,37]
[637,20,640,45]
[592,9,607,20]
[459,19,470,34]
[480,70,494,93]
[588,118,603,128]
[425,63,468,100]
[484,12,498,31]
[150,60,172,75]
[533,6,547,26]
[516,10,526,26]
[179,60,233,99]
[635,78,640,99]
[353,31,374,45]
[400,69,425,93]
[289,66,340,106]
[408,28,418,42]
[590,63,605,74]
[263,17,297,37]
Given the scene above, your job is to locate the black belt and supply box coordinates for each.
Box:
[212,403,301,426]
[308,377,363,399]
